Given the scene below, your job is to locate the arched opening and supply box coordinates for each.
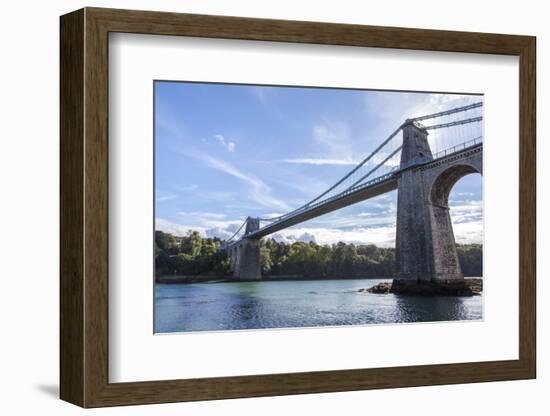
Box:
[431,164,480,208]
[447,173,483,277]
[429,163,482,280]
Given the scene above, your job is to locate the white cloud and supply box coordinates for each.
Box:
[449,199,483,225]
[448,198,483,244]
[155,218,207,237]
[156,217,243,240]
[202,219,244,229]
[177,211,227,219]
[452,220,483,245]
[272,232,317,244]
[271,225,397,247]
[215,134,236,152]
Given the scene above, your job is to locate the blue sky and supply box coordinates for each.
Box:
[155,82,483,247]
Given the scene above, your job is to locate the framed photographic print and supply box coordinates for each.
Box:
[60,7,536,408]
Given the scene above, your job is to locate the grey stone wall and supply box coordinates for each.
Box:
[395,122,434,280]
[229,217,262,280]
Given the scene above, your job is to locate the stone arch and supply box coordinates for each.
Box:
[427,163,482,280]
[430,163,482,208]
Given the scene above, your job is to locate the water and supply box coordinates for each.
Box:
[155,278,483,333]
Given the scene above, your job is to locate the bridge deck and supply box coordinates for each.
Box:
[249,176,398,239]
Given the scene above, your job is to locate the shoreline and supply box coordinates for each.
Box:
[155,275,394,284]
[155,275,483,285]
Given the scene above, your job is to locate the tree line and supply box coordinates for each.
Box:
[155,230,482,278]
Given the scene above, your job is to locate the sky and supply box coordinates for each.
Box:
[155,82,483,247]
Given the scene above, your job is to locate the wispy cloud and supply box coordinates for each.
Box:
[156,190,178,202]
[253,87,270,110]
[312,121,352,159]
[178,184,199,192]
[176,147,291,211]
[279,158,359,166]
[157,114,290,212]
[176,210,244,230]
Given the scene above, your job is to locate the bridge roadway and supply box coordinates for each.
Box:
[241,142,482,241]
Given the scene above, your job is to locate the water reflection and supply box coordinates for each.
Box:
[393,294,480,323]
[155,279,483,333]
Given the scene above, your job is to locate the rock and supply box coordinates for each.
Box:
[467,278,483,294]
[364,282,392,294]
[359,278,483,296]
[390,278,483,296]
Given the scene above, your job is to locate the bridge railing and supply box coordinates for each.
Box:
[430,136,482,160]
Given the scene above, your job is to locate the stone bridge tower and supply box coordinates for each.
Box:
[393,120,482,294]
[228,217,261,280]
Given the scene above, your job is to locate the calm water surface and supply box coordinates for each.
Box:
[155,278,482,333]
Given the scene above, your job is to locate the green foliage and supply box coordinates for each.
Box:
[263,240,396,277]
[155,230,176,251]
[155,230,230,276]
[155,230,483,278]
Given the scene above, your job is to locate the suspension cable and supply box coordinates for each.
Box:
[425,116,482,130]
[293,124,404,210]
[348,145,402,189]
[225,220,247,243]
[410,101,483,122]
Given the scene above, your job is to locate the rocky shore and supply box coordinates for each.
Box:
[361,278,483,296]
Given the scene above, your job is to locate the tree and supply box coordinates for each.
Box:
[155,230,175,251]
[180,230,202,257]
[260,244,272,274]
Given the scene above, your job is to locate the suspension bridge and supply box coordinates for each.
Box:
[222,101,483,293]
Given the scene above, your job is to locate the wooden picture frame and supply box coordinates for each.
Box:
[60,7,536,408]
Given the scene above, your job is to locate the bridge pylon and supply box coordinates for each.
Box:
[228,217,261,281]
[393,120,482,295]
